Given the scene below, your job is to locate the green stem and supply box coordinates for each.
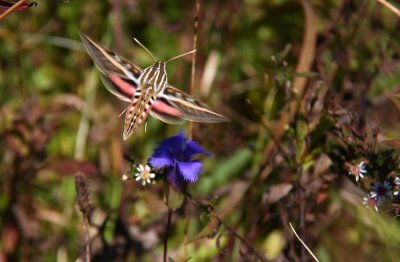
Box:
[163,180,171,262]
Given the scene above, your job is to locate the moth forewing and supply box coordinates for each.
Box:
[80,32,142,76]
[162,85,230,123]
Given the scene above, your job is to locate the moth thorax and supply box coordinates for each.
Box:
[140,61,167,93]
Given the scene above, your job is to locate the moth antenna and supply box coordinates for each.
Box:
[166,50,197,64]
[133,38,157,62]
[119,109,126,118]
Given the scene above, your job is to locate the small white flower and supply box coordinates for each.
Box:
[135,164,156,186]
[349,161,367,182]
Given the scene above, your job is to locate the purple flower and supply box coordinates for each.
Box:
[370,180,392,205]
[149,131,209,188]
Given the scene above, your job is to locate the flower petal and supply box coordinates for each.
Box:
[184,140,210,160]
[167,165,185,188]
[150,133,185,167]
[149,155,174,169]
[157,131,186,153]
[137,165,144,172]
[177,160,203,182]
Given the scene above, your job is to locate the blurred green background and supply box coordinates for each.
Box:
[1,0,400,261]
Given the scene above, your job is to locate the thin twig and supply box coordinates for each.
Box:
[377,0,400,17]
[188,0,200,139]
[164,208,172,262]
[184,191,267,261]
[217,219,266,261]
[183,197,189,260]
[0,0,27,20]
[111,0,123,52]
[163,182,171,262]
[83,216,91,262]
[74,69,98,160]
[299,189,305,262]
[21,34,85,51]
[289,222,320,262]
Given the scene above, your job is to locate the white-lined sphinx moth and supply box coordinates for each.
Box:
[79,33,229,140]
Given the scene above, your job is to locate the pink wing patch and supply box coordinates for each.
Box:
[152,100,182,116]
[109,74,136,97]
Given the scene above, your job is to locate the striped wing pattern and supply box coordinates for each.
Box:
[79,33,229,140]
[160,85,229,123]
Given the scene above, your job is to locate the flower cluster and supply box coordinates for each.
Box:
[121,131,209,189]
[362,179,398,212]
[347,160,400,213]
